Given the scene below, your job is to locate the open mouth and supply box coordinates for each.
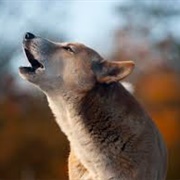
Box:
[20,48,44,74]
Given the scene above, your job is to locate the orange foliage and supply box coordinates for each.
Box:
[135,68,180,147]
[0,82,69,179]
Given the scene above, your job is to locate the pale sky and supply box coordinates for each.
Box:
[68,1,120,53]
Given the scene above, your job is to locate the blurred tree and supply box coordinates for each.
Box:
[114,0,180,71]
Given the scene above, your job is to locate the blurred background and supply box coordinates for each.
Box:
[0,0,180,179]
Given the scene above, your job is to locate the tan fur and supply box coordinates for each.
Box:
[19,33,167,180]
[68,150,92,180]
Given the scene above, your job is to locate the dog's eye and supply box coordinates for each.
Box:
[63,46,74,53]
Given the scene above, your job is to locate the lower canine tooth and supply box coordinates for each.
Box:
[35,67,45,74]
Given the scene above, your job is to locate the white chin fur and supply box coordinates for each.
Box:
[121,82,134,94]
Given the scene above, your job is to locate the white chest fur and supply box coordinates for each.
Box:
[47,95,116,179]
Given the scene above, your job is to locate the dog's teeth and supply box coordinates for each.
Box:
[35,67,45,74]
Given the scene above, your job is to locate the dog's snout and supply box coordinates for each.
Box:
[24,32,35,40]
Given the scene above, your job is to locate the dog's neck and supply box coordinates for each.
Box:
[46,82,144,140]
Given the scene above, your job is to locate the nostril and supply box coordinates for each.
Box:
[24,32,35,40]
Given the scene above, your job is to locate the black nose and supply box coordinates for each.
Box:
[24,32,35,40]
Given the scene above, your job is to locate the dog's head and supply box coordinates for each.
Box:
[19,32,134,95]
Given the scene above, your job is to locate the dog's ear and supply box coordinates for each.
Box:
[92,60,135,84]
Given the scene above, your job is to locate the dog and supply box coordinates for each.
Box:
[19,32,167,180]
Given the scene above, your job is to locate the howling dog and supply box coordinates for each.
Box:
[19,32,167,180]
